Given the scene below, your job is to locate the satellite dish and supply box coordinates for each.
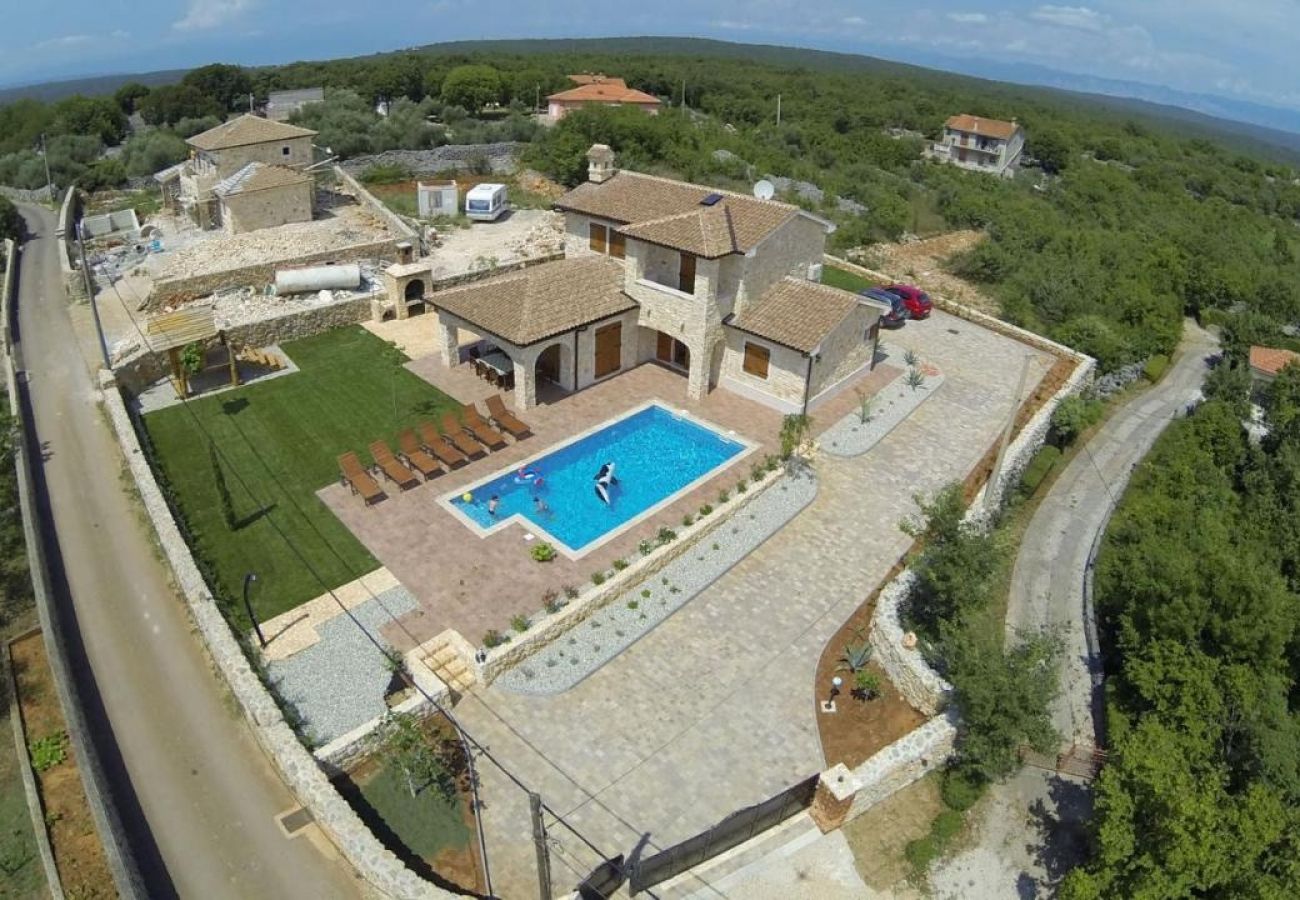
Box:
[752,179,775,200]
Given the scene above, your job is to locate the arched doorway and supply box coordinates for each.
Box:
[655,331,690,370]
[404,279,426,315]
[536,344,562,385]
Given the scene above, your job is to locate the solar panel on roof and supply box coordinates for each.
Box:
[700,192,723,206]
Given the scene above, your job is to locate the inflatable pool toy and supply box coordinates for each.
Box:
[461,492,473,502]
[514,467,540,484]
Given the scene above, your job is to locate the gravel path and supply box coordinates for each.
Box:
[494,468,818,694]
[820,370,943,458]
[266,585,418,745]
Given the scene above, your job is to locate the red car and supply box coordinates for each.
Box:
[884,284,933,319]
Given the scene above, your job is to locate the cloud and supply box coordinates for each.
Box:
[36,34,94,49]
[843,15,866,26]
[173,0,254,32]
[947,13,989,24]
[1030,5,1106,32]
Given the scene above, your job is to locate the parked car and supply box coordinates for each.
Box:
[861,288,909,329]
[884,284,933,319]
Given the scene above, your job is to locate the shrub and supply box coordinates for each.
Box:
[542,590,564,614]
[510,614,530,633]
[854,670,881,699]
[563,585,579,600]
[904,835,938,873]
[656,526,677,545]
[932,809,964,843]
[1019,445,1062,495]
[736,480,748,494]
[779,413,812,459]
[640,588,651,599]
[483,629,508,648]
[904,348,920,368]
[718,489,730,503]
[764,454,780,472]
[682,513,694,527]
[699,503,713,516]
[751,462,766,481]
[638,539,654,555]
[627,600,639,610]
[1143,354,1170,382]
[905,369,927,391]
[591,571,606,585]
[531,541,557,562]
[940,767,986,812]
[1050,394,1104,446]
[611,558,629,571]
[29,732,67,772]
[360,162,413,184]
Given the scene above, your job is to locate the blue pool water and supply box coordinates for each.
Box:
[451,405,746,552]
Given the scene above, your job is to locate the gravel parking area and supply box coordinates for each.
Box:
[266,584,418,745]
[496,468,817,694]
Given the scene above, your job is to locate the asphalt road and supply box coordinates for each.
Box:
[14,203,361,898]
[1005,319,1219,747]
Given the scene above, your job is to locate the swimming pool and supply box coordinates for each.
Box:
[444,403,750,555]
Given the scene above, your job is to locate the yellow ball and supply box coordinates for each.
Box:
[461,492,473,503]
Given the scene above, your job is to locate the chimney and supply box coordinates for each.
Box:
[587,144,616,184]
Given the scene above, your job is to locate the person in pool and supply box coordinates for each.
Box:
[487,495,500,517]
[534,495,551,517]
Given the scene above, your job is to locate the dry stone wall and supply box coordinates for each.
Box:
[340,144,523,177]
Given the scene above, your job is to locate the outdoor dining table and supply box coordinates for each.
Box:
[479,351,512,376]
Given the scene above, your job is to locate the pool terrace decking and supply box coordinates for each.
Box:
[318,359,900,648]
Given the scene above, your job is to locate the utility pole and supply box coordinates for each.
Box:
[530,793,553,900]
[986,354,1034,514]
[249,91,254,112]
[776,94,782,127]
[681,78,687,109]
[535,83,540,113]
[39,133,53,203]
[76,222,111,370]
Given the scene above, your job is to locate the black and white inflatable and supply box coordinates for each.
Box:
[593,461,618,505]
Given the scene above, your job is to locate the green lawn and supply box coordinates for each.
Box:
[353,764,471,862]
[821,264,881,293]
[142,327,460,622]
[0,708,43,899]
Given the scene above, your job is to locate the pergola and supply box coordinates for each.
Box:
[144,305,236,398]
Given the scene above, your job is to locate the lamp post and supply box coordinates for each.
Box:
[830,676,843,702]
[243,573,266,648]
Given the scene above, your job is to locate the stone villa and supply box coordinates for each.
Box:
[431,144,891,413]
[929,114,1024,177]
[546,75,662,120]
[155,114,319,233]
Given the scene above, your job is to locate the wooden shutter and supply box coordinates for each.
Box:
[743,343,770,379]
[609,229,626,259]
[656,331,673,362]
[594,323,622,378]
[678,253,696,293]
[589,223,607,253]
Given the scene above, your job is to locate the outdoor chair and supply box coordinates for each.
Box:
[439,413,487,458]
[473,358,488,380]
[338,452,384,505]
[460,404,508,450]
[368,440,420,490]
[485,395,532,439]
[419,421,470,467]
[398,429,442,480]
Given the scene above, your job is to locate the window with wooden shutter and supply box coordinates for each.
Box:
[678,252,696,293]
[743,342,770,379]
[589,223,607,253]
[609,229,625,259]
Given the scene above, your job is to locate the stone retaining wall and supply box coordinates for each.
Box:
[0,184,54,204]
[341,144,522,177]
[3,240,148,898]
[148,236,400,309]
[476,465,783,684]
[867,571,953,715]
[334,165,422,254]
[97,366,456,899]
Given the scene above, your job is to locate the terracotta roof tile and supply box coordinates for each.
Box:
[729,278,877,353]
[557,171,804,257]
[548,81,661,105]
[187,114,317,151]
[1250,345,1300,376]
[433,256,634,346]
[212,162,312,197]
[944,114,1020,140]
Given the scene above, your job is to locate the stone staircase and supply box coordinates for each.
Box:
[409,630,477,696]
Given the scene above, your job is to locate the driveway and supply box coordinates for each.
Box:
[931,320,1218,898]
[15,204,361,898]
[452,312,1057,897]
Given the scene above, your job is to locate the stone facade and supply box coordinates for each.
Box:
[809,306,876,398]
[98,370,457,900]
[868,570,954,716]
[204,135,315,179]
[220,178,314,234]
[719,332,808,412]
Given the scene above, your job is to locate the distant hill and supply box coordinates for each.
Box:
[2,35,1297,164]
[0,68,186,105]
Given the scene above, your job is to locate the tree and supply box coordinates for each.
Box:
[52,95,127,146]
[1029,130,1069,174]
[440,65,503,115]
[379,712,452,799]
[113,82,151,114]
[900,483,998,639]
[182,63,253,111]
[122,130,189,177]
[79,157,127,193]
[138,84,223,126]
[0,196,22,242]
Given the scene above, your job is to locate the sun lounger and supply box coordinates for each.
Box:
[398,429,442,480]
[485,394,532,439]
[460,404,508,450]
[419,421,470,467]
[440,412,488,457]
[338,452,384,505]
[368,441,419,490]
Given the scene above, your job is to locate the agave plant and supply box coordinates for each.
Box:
[836,628,873,673]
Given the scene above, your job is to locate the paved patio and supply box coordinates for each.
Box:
[444,311,1058,897]
[317,350,901,647]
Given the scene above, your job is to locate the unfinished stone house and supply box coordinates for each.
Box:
[430,144,890,413]
[157,114,318,230]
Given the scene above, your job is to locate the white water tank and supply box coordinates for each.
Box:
[274,264,362,295]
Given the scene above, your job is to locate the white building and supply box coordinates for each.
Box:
[930,114,1024,178]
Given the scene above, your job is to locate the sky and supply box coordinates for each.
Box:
[3,1,1299,115]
